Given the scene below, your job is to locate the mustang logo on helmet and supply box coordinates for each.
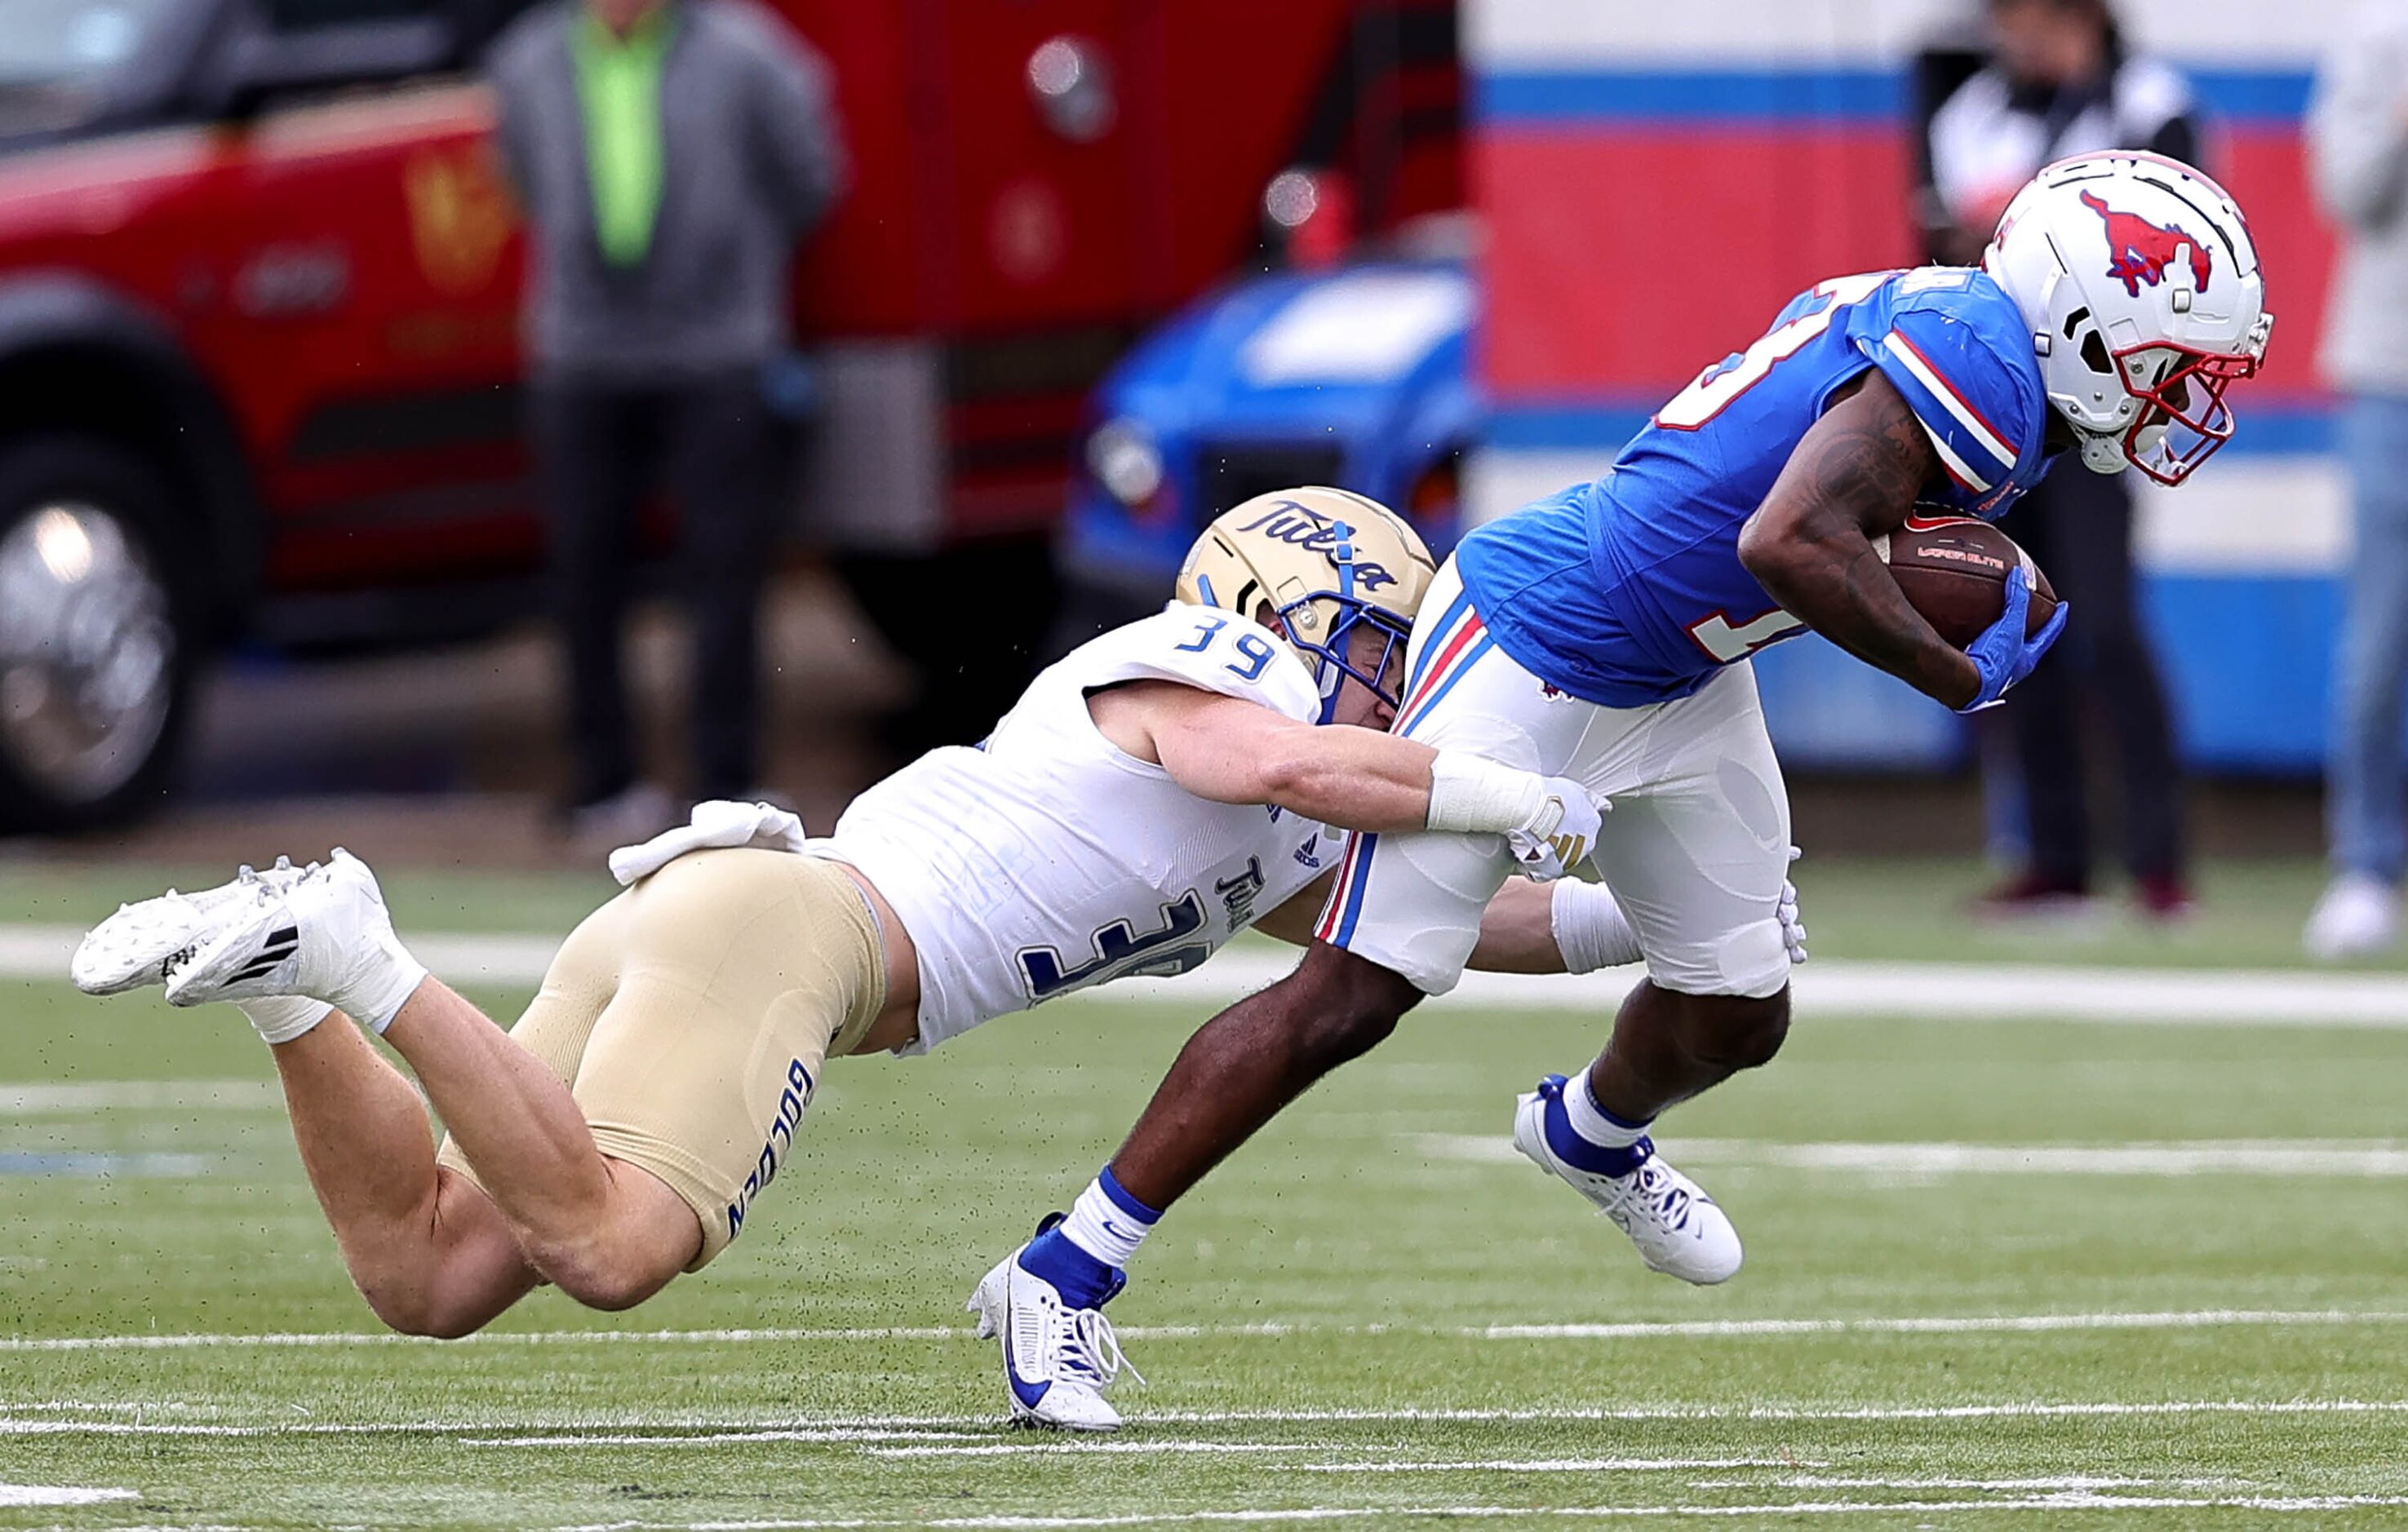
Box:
[1234,502,1398,591]
[2081,190,2211,299]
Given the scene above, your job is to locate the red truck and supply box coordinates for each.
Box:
[0,0,1457,830]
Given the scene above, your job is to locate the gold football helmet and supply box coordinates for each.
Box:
[1175,486,1438,721]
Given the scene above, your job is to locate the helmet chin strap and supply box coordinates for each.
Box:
[2078,430,2129,474]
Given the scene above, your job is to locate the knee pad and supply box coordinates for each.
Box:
[1644,914,1790,1001]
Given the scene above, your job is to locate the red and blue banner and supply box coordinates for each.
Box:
[1470,0,2343,770]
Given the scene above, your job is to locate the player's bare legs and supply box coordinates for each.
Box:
[377,978,703,1306]
[268,1012,539,1336]
[1112,942,1422,1207]
[356,978,698,1306]
[1586,981,1791,1122]
[83,851,703,1326]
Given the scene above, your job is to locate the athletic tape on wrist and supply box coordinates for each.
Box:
[1426,751,1547,835]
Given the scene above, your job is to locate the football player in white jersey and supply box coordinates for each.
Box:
[70,489,1658,1349]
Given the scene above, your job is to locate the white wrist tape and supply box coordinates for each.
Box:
[1426,751,1547,835]
[1551,879,1642,973]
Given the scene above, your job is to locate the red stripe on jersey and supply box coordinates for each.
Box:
[1398,612,1488,721]
[1887,326,2014,464]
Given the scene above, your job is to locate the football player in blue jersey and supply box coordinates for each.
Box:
[978,151,2273,1428]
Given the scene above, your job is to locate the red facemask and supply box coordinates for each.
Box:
[2112,340,2260,486]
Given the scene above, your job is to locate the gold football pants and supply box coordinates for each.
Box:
[437,848,885,1268]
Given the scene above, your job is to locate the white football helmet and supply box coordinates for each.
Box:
[1983,152,2273,485]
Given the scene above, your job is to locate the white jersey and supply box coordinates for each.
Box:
[811,605,1347,1053]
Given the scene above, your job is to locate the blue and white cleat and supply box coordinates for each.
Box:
[1513,1074,1742,1285]
[968,1215,1141,1432]
[72,857,311,996]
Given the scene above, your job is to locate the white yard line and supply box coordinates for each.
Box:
[1698,1476,2234,1490]
[920,1499,2408,1525]
[1123,1401,2408,1425]
[554,1496,2408,1530]
[864,1443,1330,1459]
[11,923,2408,1025]
[0,1485,140,1506]
[1298,1459,1803,1474]
[14,1398,2408,1438]
[7,1308,2407,1354]
[1475,1310,2408,1339]
[1422,1134,2408,1178]
[0,1080,280,1114]
[0,928,560,990]
[466,1428,967,1449]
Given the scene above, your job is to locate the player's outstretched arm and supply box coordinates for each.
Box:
[1123,681,1433,830]
[1097,682,1602,876]
[1736,370,1984,710]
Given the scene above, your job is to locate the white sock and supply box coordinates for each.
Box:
[330,939,427,1036]
[308,902,427,1035]
[237,995,333,1047]
[1563,1069,1650,1150]
[1059,1168,1160,1269]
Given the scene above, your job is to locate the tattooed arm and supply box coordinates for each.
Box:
[1735,369,1984,710]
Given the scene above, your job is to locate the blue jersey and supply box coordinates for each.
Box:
[1457,268,2054,708]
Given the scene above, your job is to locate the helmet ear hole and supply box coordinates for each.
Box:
[2079,330,2114,375]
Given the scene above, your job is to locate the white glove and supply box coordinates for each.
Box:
[1779,846,1808,963]
[1506,776,1607,883]
[608,799,809,887]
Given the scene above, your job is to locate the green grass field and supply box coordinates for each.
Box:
[3,860,2406,1529]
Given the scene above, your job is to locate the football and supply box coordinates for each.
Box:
[1873,515,2060,649]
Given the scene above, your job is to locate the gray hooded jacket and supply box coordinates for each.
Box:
[488,0,847,381]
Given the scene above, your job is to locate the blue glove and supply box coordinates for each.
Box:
[1956,569,2069,715]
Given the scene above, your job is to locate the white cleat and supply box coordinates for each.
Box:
[162,849,411,1014]
[967,1231,1140,1432]
[72,858,312,995]
[2304,873,2398,961]
[1513,1075,1742,1286]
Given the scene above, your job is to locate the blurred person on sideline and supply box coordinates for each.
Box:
[2303,6,2408,959]
[490,0,847,840]
[1922,0,2198,921]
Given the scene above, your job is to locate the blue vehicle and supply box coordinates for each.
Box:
[1058,259,1479,627]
